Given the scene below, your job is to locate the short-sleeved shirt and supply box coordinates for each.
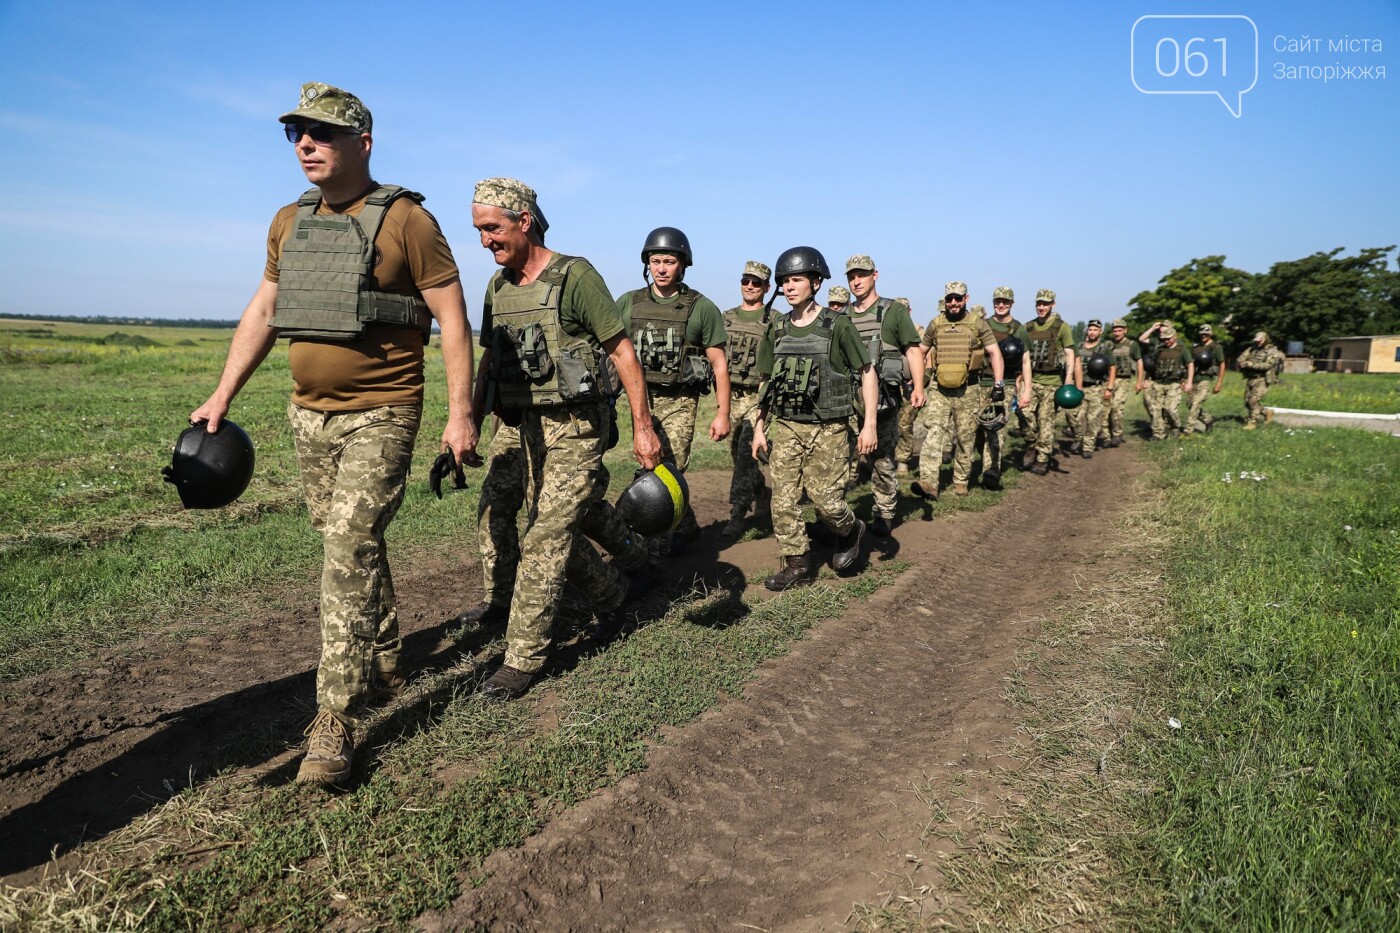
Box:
[480,256,622,347]
[1076,340,1110,383]
[1025,316,1075,386]
[846,298,922,350]
[265,188,460,412]
[756,308,870,379]
[616,287,728,349]
[1107,336,1143,378]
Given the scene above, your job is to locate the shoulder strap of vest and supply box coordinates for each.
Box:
[538,253,583,287]
[356,185,423,253]
[674,285,702,313]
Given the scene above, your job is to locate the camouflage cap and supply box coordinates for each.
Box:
[1254,330,1269,342]
[743,260,771,281]
[1035,288,1056,303]
[992,286,1015,301]
[1087,318,1103,328]
[944,281,969,297]
[970,304,986,318]
[1111,318,1128,328]
[472,177,549,233]
[279,82,372,133]
[845,254,876,273]
[896,297,912,309]
[1160,324,1177,338]
[1199,324,1214,335]
[937,298,946,312]
[828,285,852,303]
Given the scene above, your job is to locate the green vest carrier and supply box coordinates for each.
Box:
[847,298,908,411]
[723,307,770,390]
[627,286,711,389]
[1025,314,1068,375]
[770,307,853,423]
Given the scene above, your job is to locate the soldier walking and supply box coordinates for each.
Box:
[1237,330,1285,429]
[1104,319,1143,446]
[1071,319,1111,458]
[190,83,478,784]
[1187,324,1226,433]
[721,261,775,538]
[751,247,877,590]
[1020,290,1075,474]
[978,287,1031,487]
[1139,321,1195,439]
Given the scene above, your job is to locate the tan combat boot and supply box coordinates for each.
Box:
[297,709,353,786]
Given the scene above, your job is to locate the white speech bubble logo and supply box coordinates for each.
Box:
[1131,15,1258,117]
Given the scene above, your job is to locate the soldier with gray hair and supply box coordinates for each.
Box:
[468,177,662,701]
[190,83,478,785]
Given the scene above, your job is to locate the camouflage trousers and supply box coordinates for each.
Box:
[1144,381,1184,438]
[1107,379,1134,440]
[476,417,639,620]
[1074,384,1109,451]
[919,384,981,488]
[651,389,701,535]
[868,409,902,519]
[1022,382,1061,462]
[728,387,765,512]
[1243,376,1271,424]
[288,402,420,720]
[1186,381,1216,432]
[973,384,1013,472]
[507,403,627,674]
[768,418,856,558]
[894,396,928,465]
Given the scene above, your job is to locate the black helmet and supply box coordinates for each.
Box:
[1193,345,1216,369]
[641,227,692,267]
[163,420,255,509]
[998,336,1025,371]
[772,246,831,282]
[976,402,1007,431]
[1084,352,1111,380]
[616,463,690,537]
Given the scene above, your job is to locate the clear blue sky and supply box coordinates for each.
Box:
[1,0,1396,327]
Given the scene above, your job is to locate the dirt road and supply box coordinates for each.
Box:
[1,447,1146,928]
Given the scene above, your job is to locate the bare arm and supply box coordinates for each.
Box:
[1061,347,1075,385]
[856,365,878,455]
[604,332,662,469]
[905,345,926,408]
[421,280,477,464]
[705,345,731,442]
[190,279,281,432]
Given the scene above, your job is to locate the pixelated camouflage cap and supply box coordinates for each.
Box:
[1088,318,1103,328]
[944,281,968,297]
[1111,318,1127,328]
[472,177,549,233]
[828,285,852,303]
[1198,324,1214,334]
[845,254,875,273]
[743,260,771,282]
[1160,324,1177,338]
[279,82,372,133]
[896,297,912,309]
[1035,288,1056,303]
[1254,330,1269,342]
[992,286,1015,301]
[971,304,986,318]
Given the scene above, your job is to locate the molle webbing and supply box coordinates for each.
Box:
[723,308,770,389]
[629,287,709,388]
[770,307,852,423]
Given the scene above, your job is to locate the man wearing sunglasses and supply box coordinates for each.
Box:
[190,83,477,787]
[721,261,774,538]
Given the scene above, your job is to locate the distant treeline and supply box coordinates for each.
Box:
[0,313,238,329]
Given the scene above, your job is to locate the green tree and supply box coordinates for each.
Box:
[1230,246,1398,357]
[1125,256,1253,340]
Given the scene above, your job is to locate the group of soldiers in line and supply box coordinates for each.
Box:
[190,83,1290,785]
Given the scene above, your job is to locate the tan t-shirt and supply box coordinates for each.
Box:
[264,188,460,411]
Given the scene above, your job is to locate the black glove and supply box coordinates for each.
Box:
[428,448,467,499]
[990,384,1006,402]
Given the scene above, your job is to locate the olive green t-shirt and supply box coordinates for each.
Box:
[756,308,871,378]
[1025,316,1075,386]
[846,298,922,350]
[616,286,728,348]
[1194,340,1226,376]
[480,256,623,347]
[265,188,461,412]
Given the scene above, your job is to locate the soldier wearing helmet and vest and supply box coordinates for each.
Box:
[721,260,775,538]
[827,285,852,311]
[914,281,1004,501]
[1104,318,1143,447]
[1237,330,1284,429]
[1138,321,1195,439]
[751,246,878,591]
[842,255,925,537]
[977,286,1031,488]
[189,83,478,785]
[1187,324,1227,433]
[1071,319,1112,458]
[616,227,731,552]
[469,177,662,701]
[1020,289,1075,474]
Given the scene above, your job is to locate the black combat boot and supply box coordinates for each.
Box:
[765,553,815,592]
[831,519,865,573]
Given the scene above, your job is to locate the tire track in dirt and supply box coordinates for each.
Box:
[426,450,1148,931]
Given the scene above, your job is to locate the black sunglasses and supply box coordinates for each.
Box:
[740,276,767,287]
[284,122,355,144]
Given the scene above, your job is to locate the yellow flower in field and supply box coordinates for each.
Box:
[1351,630,1359,638]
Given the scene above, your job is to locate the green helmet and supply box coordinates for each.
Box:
[163,420,255,509]
[772,246,831,282]
[641,227,692,267]
[1054,385,1084,409]
[616,463,689,536]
